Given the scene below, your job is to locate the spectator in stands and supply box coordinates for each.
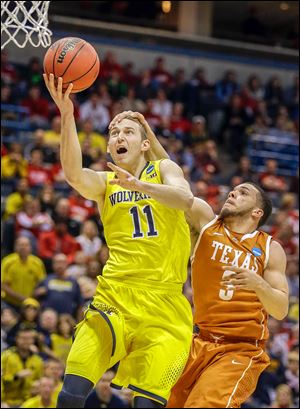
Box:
[121,86,146,113]
[215,70,239,105]
[86,259,101,281]
[1,328,44,407]
[34,253,83,318]
[78,118,107,155]
[1,142,28,180]
[223,93,249,159]
[1,50,18,85]
[24,128,57,164]
[265,75,284,118]
[270,383,296,408]
[150,56,173,88]
[107,69,128,100]
[1,236,46,308]
[100,51,123,81]
[44,358,64,405]
[259,159,289,194]
[169,102,192,141]
[43,116,61,147]
[15,198,53,252]
[38,184,60,214]
[152,88,173,120]
[186,115,209,145]
[1,84,14,105]
[38,219,80,266]
[27,149,53,188]
[245,113,270,136]
[66,250,88,279]
[84,370,127,408]
[230,156,257,184]
[52,198,81,237]
[77,275,97,304]
[37,308,58,353]
[285,351,299,401]
[25,57,44,88]
[135,69,156,101]
[80,92,110,133]
[96,82,112,108]
[285,258,299,298]
[3,178,31,220]
[122,61,139,87]
[75,220,102,261]
[284,75,299,122]
[50,314,75,364]
[21,376,57,408]
[274,106,297,133]
[169,68,188,104]
[241,74,265,115]
[186,67,212,116]
[274,223,298,257]
[21,85,50,128]
[1,306,18,352]
[68,189,97,224]
[6,298,40,347]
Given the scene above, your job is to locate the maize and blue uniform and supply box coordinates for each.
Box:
[65,160,193,405]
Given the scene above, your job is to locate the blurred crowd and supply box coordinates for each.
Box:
[1,49,299,408]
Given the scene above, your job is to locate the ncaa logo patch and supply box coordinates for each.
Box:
[252,247,262,257]
[146,164,155,174]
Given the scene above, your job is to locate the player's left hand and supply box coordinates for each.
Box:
[220,266,263,292]
[107,162,141,191]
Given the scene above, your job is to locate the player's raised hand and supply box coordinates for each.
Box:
[220,266,263,291]
[43,73,74,115]
[107,162,141,191]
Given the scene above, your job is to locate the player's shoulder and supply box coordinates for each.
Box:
[269,239,286,255]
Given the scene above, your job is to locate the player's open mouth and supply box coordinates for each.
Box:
[116,147,128,154]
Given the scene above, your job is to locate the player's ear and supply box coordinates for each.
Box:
[252,207,263,220]
[141,139,150,152]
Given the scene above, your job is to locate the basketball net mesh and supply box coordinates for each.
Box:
[1,1,52,49]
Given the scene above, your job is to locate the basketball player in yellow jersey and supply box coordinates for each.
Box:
[43,74,194,409]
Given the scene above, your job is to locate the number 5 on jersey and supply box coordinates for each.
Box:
[219,270,235,301]
[130,205,158,238]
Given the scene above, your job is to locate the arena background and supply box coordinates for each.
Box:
[1,1,299,408]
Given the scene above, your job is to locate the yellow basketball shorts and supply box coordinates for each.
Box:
[65,276,193,405]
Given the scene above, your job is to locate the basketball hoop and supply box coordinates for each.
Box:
[1,1,52,49]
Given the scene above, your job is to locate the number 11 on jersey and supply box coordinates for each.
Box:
[130,205,158,238]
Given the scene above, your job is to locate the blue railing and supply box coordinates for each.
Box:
[248,132,299,177]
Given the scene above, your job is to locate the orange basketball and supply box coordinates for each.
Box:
[43,37,100,93]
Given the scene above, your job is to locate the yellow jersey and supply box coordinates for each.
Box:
[100,160,190,285]
[21,395,57,408]
[1,253,46,307]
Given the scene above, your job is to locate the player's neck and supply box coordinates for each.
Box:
[121,157,148,178]
[223,217,258,235]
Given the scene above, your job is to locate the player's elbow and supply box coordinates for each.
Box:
[272,305,289,321]
[183,192,194,211]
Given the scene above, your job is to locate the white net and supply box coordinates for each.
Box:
[1,1,52,49]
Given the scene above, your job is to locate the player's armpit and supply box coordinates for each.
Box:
[68,169,107,201]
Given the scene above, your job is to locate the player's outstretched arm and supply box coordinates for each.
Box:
[43,74,106,201]
[109,110,169,160]
[107,159,193,211]
[221,240,289,320]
